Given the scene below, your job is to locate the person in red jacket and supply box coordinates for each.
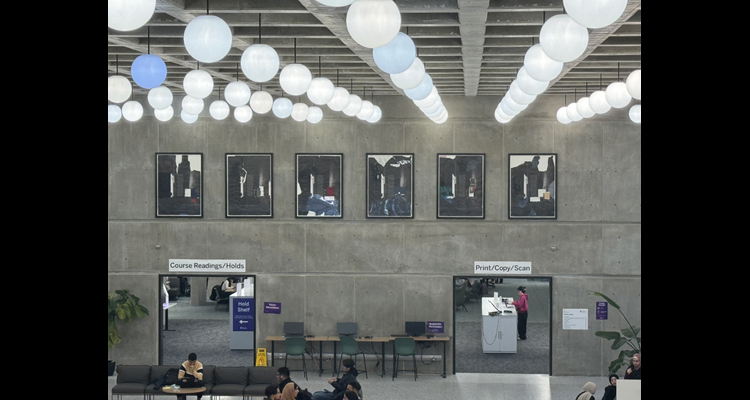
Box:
[512,286,530,340]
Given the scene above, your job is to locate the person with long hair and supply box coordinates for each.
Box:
[575,382,597,400]
[512,286,530,340]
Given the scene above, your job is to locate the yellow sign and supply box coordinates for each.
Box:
[256,348,268,367]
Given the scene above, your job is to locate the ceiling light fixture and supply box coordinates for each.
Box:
[108,0,155,32]
[241,15,280,83]
[184,1,232,64]
[347,0,402,49]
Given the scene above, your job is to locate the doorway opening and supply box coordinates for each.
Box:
[158,274,257,366]
[452,276,552,375]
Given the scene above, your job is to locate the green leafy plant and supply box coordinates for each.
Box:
[592,292,641,375]
[108,289,149,350]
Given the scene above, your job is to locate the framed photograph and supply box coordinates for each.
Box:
[437,154,486,219]
[156,153,203,218]
[296,154,344,218]
[367,154,415,219]
[509,153,558,220]
[225,154,273,218]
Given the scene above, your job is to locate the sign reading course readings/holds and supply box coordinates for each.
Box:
[474,262,532,275]
[169,259,247,273]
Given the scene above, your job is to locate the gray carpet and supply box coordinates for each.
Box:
[454,322,550,375]
[162,319,256,367]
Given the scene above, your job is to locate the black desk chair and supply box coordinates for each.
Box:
[338,336,368,379]
[393,338,417,381]
[212,286,229,311]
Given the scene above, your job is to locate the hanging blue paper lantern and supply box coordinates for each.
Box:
[131,54,167,89]
[373,32,416,75]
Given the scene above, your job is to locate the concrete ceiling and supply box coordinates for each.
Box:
[108,0,641,102]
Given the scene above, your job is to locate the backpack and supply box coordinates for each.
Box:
[209,285,221,301]
[152,368,180,390]
[297,388,313,400]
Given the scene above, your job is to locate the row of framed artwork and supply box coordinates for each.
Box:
[155,152,558,220]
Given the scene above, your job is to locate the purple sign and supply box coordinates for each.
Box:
[264,302,281,315]
[426,321,445,334]
[596,302,609,320]
[233,298,255,332]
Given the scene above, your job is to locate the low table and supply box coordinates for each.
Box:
[161,386,207,396]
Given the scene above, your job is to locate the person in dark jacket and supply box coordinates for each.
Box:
[312,359,359,400]
[601,374,618,400]
[624,353,641,380]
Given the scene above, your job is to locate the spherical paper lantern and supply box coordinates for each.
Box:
[414,86,439,109]
[273,97,294,119]
[626,69,641,100]
[154,106,174,122]
[183,70,214,99]
[508,81,537,106]
[181,95,204,115]
[356,101,375,120]
[184,15,233,64]
[234,106,253,123]
[108,75,132,104]
[557,107,572,124]
[391,57,426,90]
[342,94,363,117]
[422,99,444,116]
[225,81,252,107]
[307,77,336,106]
[131,54,167,89]
[316,0,357,6]
[367,106,382,123]
[524,44,563,82]
[431,110,449,124]
[605,81,632,108]
[495,106,514,123]
[516,67,550,96]
[122,100,144,122]
[250,91,273,114]
[425,105,446,119]
[209,100,230,120]
[502,95,529,114]
[539,14,590,63]
[307,106,324,124]
[566,103,583,122]
[589,90,612,114]
[374,32,416,74]
[241,44,280,83]
[576,97,596,118]
[108,0,155,31]
[108,105,122,123]
[404,75,434,101]
[181,110,198,124]
[564,0,628,29]
[347,0,402,49]
[629,104,641,123]
[279,64,312,96]
[292,103,310,122]
[327,87,351,112]
[148,86,173,110]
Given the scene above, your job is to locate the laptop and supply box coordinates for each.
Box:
[284,322,305,338]
[337,322,358,337]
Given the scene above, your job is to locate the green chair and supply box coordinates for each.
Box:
[393,337,417,381]
[338,336,368,379]
[284,337,308,381]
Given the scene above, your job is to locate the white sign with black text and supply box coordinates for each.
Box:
[474,261,532,275]
[169,259,247,273]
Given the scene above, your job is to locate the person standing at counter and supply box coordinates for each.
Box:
[512,286,529,340]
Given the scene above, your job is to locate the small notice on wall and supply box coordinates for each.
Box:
[563,309,589,330]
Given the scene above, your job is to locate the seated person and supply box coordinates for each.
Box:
[221,277,236,294]
[177,353,204,399]
[265,384,281,400]
[346,381,362,400]
[312,359,359,400]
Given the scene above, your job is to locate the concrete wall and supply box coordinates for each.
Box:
[108,94,641,376]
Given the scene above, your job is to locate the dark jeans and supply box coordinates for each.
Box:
[518,311,528,340]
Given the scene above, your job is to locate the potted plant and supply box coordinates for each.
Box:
[592,292,641,375]
[108,289,149,376]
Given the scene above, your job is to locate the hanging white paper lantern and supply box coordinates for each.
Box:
[307,77,336,106]
[209,100,230,120]
[605,82,632,108]
[508,81,537,106]
[356,101,375,120]
[272,97,294,119]
[495,106,515,123]
[414,86,439,109]
[250,91,273,114]
[234,105,253,123]
[154,106,174,122]
[391,57,426,90]
[181,110,198,124]
[316,0,357,6]
[589,90,612,114]
[108,0,155,31]
[425,104,446,119]
[566,103,583,122]
[148,86,173,110]
[422,99,444,116]
[131,54,167,89]
[576,97,596,118]
[327,87,351,112]
[373,32,416,74]
[307,106,324,124]
[564,0,628,29]
[540,14,590,63]
[184,15,233,64]
[183,70,214,99]
[629,104,641,123]
[524,44,563,82]
[122,100,144,122]
[347,0,402,49]
[108,75,132,104]
[241,44,280,83]
[225,81,252,107]
[626,69,641,100]
[108,105,122,123]
[367,106,382,123]
[432,110,449,124]
[516,67,550,96]
[181,95,204,115]
[500,97,524,116]
[404,75,434,101]
[342,95,363,117]
[291,103,310,122]
[557,107,572,124]
[279,64,312,96]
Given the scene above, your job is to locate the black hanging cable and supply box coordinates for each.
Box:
[147,27,151,54]
[258,14,262,44]
[294,38,298,63]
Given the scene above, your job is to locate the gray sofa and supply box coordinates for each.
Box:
[111,364,278,400]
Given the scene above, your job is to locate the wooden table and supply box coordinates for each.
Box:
[161,386,207,395]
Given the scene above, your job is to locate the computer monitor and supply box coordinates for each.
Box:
[405,321,426,337]
[337,322,358,336]
[284,322,305,337]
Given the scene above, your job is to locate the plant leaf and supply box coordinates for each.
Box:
[593,292,621,310]
[595,331,622,341]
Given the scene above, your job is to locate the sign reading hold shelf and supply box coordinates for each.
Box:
[475,262,532,275]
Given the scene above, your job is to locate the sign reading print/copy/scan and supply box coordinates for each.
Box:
[475,262,533,275]
[169,259,247,273]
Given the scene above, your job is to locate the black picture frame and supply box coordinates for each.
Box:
[295,153,344,219]
[156,153,204,218]
[225,153,273,218]
[437,154,486,219]
[366,153,415,219]
[509,153,558,220]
